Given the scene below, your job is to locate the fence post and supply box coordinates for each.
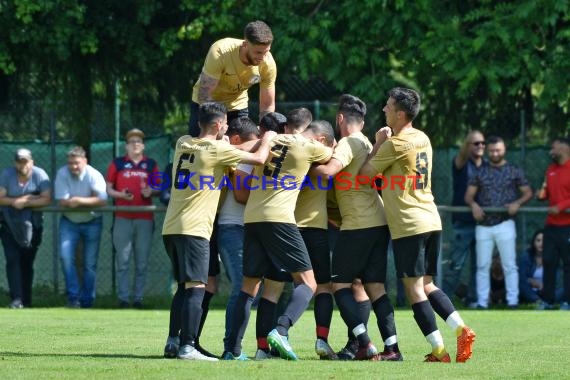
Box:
[520,109,527,251]
[50,108,59,294]
[313,99,320,119]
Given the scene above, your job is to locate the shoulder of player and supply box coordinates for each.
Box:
[211,38,241,53]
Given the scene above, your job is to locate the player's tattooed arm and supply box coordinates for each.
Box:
[197,72,219,103]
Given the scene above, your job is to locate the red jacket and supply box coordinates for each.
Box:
[540,160,570,226]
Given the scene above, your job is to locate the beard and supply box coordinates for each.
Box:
[551,153,561,164]
[489,155,504,165]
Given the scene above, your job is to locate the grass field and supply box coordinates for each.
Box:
[0,307,567,379]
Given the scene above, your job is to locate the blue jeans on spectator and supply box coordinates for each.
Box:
[59,216,103,308]
[443,221,477,304]
[217,223,245,348]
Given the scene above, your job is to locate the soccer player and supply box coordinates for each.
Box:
[223,115,332,361]
[360,87,476,363]
[311,94,401,361]
[162,102,275,361]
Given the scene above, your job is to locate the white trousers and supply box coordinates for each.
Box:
[475,220,519,307]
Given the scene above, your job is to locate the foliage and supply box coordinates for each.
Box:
[0,0,569,146]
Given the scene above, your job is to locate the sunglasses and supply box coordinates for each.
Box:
[472,141,486,146]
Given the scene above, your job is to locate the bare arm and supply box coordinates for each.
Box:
[196,72,219,104]
[505,185,534,216]
[258,87,276,119]
[233,169,251,204]
[464,184,484,222]
[454,139,472,170]
[59,194,107,208]
[310,157,344,177]
[239,131,277,166]
[0,187,51,209]
[106,182,133,201]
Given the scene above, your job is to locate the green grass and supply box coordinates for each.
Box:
[0,307,566,379]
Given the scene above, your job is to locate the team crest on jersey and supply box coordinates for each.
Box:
[141,163,147,170]
[124,162,133,169]
[249,75,260,85]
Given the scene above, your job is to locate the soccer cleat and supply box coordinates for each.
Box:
[315,338,338,360]
[267,329,298,361]
[253,349,280,360]
[195,341,219,359]
[336,339,359,360]
[164,336,179,359]
[177,344,219,361]
[354,342,379,361]
[456,326,476,363]
[424,352,451,362]
[378,348,403,361]
[221,351,249,361]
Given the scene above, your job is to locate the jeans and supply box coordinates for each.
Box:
[0,223,41,306]
[113,217,154,302]
[442,221,477,303]
[217,223,245,346]
[475,220,519,307]
[59,216,103,307]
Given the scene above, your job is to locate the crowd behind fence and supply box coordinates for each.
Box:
[0,139,553,304]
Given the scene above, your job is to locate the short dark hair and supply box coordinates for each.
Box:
[260,112,287,134]
[338,94,366,123]
[305,120,335,147]
[199,102,226,128]
[388,87,421,121]
[553,137,570,147]
[486,135,504,145]
[244,20,273,45]
[227,117,260,140]
[286,107,313,131]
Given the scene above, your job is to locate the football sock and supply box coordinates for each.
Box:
[256,297,277,350]
[335,288,370,347]
[412,300,444,354]
[180,287,205,346]
[276,283,313,336]
[314,293,333,341]
[372,294,398,349]
[197,290,214,338]
[427,289,465,335]
[226,291,254,355]
[168,284,184,337]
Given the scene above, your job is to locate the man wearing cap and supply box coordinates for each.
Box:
[55,146,108,308]
[106,128,159,308]
[0,148,51,308]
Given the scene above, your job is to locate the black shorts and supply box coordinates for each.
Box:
[243,222,312,279]
[163,234,210,284]
[209,223,220,277]
[331,225,390,284]
[392,231,441,278]
[300,227,331,284]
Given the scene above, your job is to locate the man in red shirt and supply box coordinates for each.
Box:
[106,128,159,308]
[537,137,570,310]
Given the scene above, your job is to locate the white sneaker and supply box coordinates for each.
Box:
[178,344,219,361]
[315,338,338,360]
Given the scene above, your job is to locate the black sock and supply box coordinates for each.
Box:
[197,290,214,340]
[372,294,397,349]
[276,283,314,336]
[428,289,456,321]
[257,298,277,344]
[335,288,370,347]
[412,300,438,337]
[180,287,205,346]
[348,299,372,340]
[314,293,333,341]
[226,291,254,355]
[168,284,184,337]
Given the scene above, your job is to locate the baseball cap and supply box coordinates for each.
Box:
[14,148,33,161]
[125,128,145,141]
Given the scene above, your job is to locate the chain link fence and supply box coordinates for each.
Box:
[0,99,553,306]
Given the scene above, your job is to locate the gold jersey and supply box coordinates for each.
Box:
[192,38,277,111]
[162,136,248,239]
[333,132,387,230]
[244,134,332,224]
[295,175,329,229]
[367,128,442,239]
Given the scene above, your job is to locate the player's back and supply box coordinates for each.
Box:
[245,134,331,224]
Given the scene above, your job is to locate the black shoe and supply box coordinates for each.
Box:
[336,339,358,360]
[195,342,219,359]
[133,301,144,309]
[119,301,130,309]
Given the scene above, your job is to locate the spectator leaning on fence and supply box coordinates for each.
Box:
[443,130,487,307]
[0,148,51,309]
[106,128,160,309]
[187,20,276,137]
[536,137,570,310]
[464,136,533,309]
[55,146,108,308]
